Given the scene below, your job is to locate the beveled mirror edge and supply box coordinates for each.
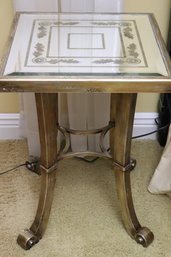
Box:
[0,12,20,76]
[148,13,171,76]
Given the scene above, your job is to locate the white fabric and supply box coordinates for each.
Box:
[13,0,123,156]
[13,0,59,11]
[20,93,40,156]
[148,124,171,195]
[13,0,123,12]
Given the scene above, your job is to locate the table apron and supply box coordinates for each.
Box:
[0,79,171,93]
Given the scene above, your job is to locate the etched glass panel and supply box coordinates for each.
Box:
[3,13,168,76]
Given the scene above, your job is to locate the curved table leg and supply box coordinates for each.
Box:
[110,93,154,247]
[17,93,58,250]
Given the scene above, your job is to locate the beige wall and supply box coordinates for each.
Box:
[0,0,19,113]
[0,0,170,113]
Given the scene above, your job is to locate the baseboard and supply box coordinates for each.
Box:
[133,112,158,140]
[0,113,20,139]
[0,112,158,140]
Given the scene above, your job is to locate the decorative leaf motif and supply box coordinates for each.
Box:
[127,43,139,58]
[39,21,79,26]
[37,26,47,38]
[53,22,79,26]
[48,59,80,64]
[33,43,45,58]
[33,51,42,58]
[32,57,80,64]
[35,43,44,52]
[92,57,141,65]
[126,58,141,64]
[92,59,124,64]
[29,18,144,68]
[92,22,131,26]
[123,27,134,39]
[32,57,46,63]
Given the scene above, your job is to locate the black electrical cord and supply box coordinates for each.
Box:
[131,123,170,139]
[0,163,26,176]
[0,160,39,176]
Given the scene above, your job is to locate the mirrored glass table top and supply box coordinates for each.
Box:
[0,12,171,92]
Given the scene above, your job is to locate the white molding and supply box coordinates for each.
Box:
[0,112,158,140]
[133,112,158,139]
[0,113,20,139]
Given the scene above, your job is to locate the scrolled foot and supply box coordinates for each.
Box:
[135,227,154,247]
[17,229,39,250]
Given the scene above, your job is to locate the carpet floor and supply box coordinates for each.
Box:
[0,139,171,257]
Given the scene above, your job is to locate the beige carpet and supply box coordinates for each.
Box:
[0,139,171,257]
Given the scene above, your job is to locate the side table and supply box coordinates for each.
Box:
[0,12,171,250]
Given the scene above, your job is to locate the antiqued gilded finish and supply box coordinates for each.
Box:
[0,12,171,251]
[110,93,154,247]
[1,77,171,93]
[17,93,58,250]
[57,121,114,160]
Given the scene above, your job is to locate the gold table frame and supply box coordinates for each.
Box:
[0,12,171,250]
